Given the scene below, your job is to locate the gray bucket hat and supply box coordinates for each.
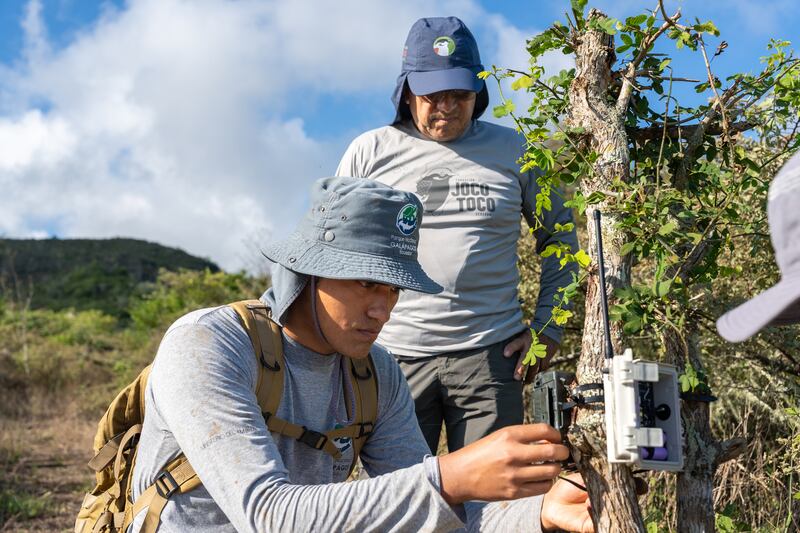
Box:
[717,152,800,342]
[391,16,489,124]
[262,176,442,296]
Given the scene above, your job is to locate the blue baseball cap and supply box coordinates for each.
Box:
[391,17,488,123]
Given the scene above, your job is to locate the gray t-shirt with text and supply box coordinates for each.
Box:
[336,121,579,357]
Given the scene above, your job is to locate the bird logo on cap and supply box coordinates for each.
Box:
[396,204,419,235]
[433,36,455,56]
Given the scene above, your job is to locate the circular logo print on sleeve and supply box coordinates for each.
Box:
[396,204,419,235]
[433,36,456,57]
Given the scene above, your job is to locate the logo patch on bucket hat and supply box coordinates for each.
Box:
[396,204,419,235]
[433,36,456,56]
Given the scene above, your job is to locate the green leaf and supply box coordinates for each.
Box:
[563,193,586,213]
[623,315,642,334]
[554,222,575,233]
[620,241,636,256]
[477,71,491,80]
[600,18,619,35]
[654,279,672,298]
[646,522,660,533]
[493,104,509,118]
[687,232,702,244]
[585,191,607,205]
[552,308,574,326]
[570,0,588,16]
[541,243,564,258]
[574,249,591,269]
[715,513,736,533]
[658,221,678,236]
[627,14,648,27]
[511,75,534,91]
[523,341,548,365]
[659,58,672,71]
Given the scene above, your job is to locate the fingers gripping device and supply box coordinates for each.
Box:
[532,210,683,472]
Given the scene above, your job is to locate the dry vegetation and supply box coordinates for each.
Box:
[0,230,797,531]
[518,218,800,531]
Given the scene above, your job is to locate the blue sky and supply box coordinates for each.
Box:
[0,0,797,271]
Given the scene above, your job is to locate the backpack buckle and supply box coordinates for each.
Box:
[155,470,179,499]
[298,427,328,450]
[355,422,374,438]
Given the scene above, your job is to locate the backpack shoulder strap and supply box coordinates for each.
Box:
[118,301,282,533]
[325,355,379,475]
[346,355,378,474]
[229,299,285,417]
[121,456,201,533]
[230,300,378,473]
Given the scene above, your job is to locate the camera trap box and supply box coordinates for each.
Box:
[531,371,576,441]
[603,348,683,471]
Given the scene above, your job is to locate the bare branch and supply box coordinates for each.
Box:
[698,37,730,135]
[658,0,686,30]
[629,119,756,142]
[616,3,681,114]
[717,438,748,465]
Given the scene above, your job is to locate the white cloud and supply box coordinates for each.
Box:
[0,0,545,271]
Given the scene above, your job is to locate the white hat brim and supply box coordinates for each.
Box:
[716,275,800,342]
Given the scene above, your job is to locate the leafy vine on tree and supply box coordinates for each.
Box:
[484,0,799,530]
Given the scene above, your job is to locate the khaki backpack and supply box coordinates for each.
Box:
[74,299,378,533]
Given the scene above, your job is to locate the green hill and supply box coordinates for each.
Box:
[0,237,219,316]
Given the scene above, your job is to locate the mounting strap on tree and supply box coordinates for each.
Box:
[566,382,605,408]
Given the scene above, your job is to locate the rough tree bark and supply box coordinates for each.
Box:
[663,328,747,532]
[563,8,748,531]
[564,10,644,532]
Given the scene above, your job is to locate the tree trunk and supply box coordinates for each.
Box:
[566,10,644,532]
[663,329,747,533]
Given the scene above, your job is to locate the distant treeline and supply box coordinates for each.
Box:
[0,238,219,317]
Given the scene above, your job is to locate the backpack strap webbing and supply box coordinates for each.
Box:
[122,456,201,533]
[121,299,379,532]
[230,300,377,472]
[229,299,284,418]
[345,356,378,474]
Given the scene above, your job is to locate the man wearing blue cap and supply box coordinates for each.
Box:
[125,176,592,532]
[337,16,580,454]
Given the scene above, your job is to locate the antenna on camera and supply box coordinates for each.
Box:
[594,209,614,359]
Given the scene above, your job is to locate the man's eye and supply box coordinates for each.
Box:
[359,281,376,289]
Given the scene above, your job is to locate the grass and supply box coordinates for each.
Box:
[0,490,52,523]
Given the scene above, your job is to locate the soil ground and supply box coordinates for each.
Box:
[0,413,95,532]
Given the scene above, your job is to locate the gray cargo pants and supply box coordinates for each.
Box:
[395,334,524,454]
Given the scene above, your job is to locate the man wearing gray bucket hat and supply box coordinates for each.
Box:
[717,152,800,341]
[127,176,592,532]
[337,16,580,454]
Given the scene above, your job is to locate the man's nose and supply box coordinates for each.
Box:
[435,95,458,113]
[366,295,391,323]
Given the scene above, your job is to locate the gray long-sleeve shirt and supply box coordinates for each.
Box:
[336,120,579,357]
[128,304,544,532]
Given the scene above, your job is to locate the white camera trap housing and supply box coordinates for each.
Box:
[603,348,683,471]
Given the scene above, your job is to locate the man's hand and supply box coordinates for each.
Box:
[504,331,559,383]
[438,424,568,505]
[540,473,593,532]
